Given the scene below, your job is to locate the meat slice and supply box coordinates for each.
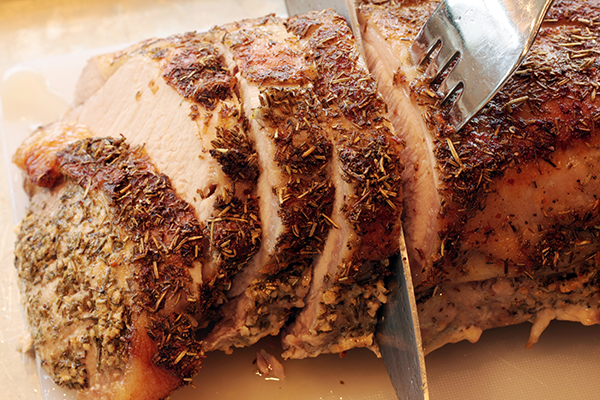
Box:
[15,134,204,400]
[358,0,444,287]
[359,0,600,350]
[202,15,336,352]
[67,32,262,320]
[13,31,263,398]
[281,10,404,358]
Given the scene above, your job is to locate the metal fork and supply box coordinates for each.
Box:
[411,0,554,131]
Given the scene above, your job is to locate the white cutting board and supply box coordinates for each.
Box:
[1,43,600,400]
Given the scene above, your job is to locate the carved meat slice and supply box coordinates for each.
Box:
[67,32,262,320]
[359,0,600,351]
[13,31,262,399]
[358,0,444,287]
[281,10,404,358]
[202,15,336,352]
[15,134,204,400]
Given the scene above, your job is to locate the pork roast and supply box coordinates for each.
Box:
[12,0,600,399]
[358,0,600,353]
[14,9,402,400]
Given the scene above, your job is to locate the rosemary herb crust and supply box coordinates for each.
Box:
[16,136,207,398]
[282,10,404,358]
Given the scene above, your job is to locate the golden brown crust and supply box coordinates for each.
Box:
[287,9,404,275]
[255,86,335,258]
[58,137,206,381]
[220,15,317,85]
[422,4,600,285]
[12,122,91,188]
[248,86,335,330]
[209,103,259,183]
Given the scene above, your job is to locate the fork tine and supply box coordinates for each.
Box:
[411,1,458,75]
[413,0,554,131]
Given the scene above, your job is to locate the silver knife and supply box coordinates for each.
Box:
[284,1,429,399]
[378,229,429,400]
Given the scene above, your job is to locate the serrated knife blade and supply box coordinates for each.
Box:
[285,1,429,399]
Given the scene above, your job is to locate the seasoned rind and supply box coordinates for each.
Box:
[16,136,205,400]
[202,16,336,351]
[282,10,404,358]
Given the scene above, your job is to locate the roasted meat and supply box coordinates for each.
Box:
[358,0,600,352]
[14,31,263,400]
[282,9,404,359]
[12,1,600,399]
[67,32,263,321]
[13,10,401,400]
[202,15,336,352]
[15,133,205,400]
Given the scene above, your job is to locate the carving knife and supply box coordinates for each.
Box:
[284,1,429,399]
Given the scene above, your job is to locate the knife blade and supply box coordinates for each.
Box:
[284,1,429,399]
[378,229,429,400]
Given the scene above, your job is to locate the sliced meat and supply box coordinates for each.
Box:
[358,0,440,286]
[281,10,404,358]
[359,0,600,349]
[73,39,155,106]
[202,15,336,352]
[15,135,204,400]
[14,31,263,399]
[67,32,262,320]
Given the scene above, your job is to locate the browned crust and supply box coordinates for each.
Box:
[287,9,404,276]
[12,122,91,189]
[219,15,317,85]
[200,16,337,348]
[143,32,235,111]
[209,103,259,183]
[203,103,262,317]
[426,10,600,210]
[15,136,208,394]
[256,86,335,257]
[57,137,205,381]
